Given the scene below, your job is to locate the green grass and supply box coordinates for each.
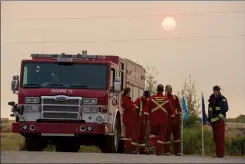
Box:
[1,133,25,151]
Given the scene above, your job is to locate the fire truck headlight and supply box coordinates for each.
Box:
[83,106,98,113]
[96,115,104,124]
[22,124,28,130]
[87,126,93,131]
[24,104,40,112]
[25,97,40,104]
[83,98,97,105]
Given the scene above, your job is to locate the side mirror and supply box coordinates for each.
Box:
[8,101,16,107]
[11,75,19,93]
[113,77,121,93]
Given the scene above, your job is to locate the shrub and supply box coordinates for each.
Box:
[225,134,245,156]
[179,126,245,156]
[183,115,201,129]
[181,126,214,155]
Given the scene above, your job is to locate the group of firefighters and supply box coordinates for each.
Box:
[121,84,228,158]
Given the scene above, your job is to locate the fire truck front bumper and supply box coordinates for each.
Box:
[12,122,111,135]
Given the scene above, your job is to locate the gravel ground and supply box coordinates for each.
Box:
[1,151,245,163]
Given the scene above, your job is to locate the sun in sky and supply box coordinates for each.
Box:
[162,17,176,31]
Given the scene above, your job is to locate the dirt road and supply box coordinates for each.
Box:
[1,151,245,163]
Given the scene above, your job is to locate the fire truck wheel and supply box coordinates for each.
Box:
[25,136,46,151]
[99,117,120,153]
[117,140,125,153]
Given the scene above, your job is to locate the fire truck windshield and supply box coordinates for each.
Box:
[22,62,109,90]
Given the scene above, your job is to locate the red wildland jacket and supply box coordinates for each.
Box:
[134,97,150,123]
[121,96,138,124]
[149,92,175,125]
[167,94,182,115]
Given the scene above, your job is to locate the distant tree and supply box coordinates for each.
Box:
[177,75,201,128]
[236,114,245,123]
[145,66,158,94]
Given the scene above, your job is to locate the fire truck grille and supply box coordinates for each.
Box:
[41,96,82,120]
[42,113,79,119]
[42,99,80,105]
[42,106,79,112]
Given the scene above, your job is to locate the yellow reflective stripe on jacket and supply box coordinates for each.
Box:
[151,99,168,114]
[150,135,157,138]
[138,144,145,147]
[121,138,132,141]
[211,117,219,123]
[215,107,221,110]
[219,113,224,119]
[144,112,149,115]
[131,142,138,146]
[170,114,175,117]
[175,108,182,115]
[139,98,143,116]
[157,140,164,144]
[211,114,226,123]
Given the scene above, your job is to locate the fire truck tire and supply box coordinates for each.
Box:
[99,117,120,153]
[55,140,80,152]
[117,140,125,153]
[25,136,46,151]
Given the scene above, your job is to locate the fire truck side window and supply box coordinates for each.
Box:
[120,62,124,91]
[23,66,28,85]
[138,88,143,97]
[120,71,124,91]
[127,84,133,98]
[110,68,115,88]
[133,86,138,101]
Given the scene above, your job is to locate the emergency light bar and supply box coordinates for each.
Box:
[31,53,105,60]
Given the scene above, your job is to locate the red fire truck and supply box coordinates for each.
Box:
[9,50,145,153]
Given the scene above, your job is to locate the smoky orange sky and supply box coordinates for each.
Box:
[1,1,245,118]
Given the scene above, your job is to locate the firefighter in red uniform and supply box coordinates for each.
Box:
[208,85,229,158]
[164,85,182,156]
[121,87,138,154]
[149,84,175,155]
[131,90,151,154]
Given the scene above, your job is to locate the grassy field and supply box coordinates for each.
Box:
[1,118,245,154]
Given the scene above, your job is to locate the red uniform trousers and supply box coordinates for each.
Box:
[149,122,168,155]
[211,119,225,158]
[123,122,134,153]
[164,115,181,155]
[121,96,138,153]
[148,93,175,155]
[131,114,148,153]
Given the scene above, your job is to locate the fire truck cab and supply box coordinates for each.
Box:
[9,50,145,153]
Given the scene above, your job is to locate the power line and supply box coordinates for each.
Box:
[4,34,245,45]
[17,10,245,21]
